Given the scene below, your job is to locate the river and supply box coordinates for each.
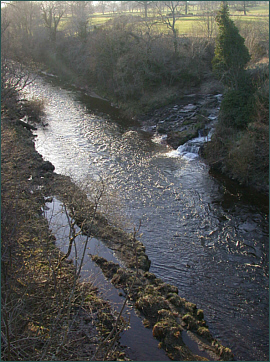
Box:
[24,74,269,361]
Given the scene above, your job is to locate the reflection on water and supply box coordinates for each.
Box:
[24,75,269,361]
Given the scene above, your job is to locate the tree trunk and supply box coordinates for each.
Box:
[243,1,247,15]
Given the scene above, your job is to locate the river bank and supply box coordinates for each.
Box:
[1,96,236,360]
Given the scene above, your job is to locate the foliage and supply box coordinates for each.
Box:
[212,2,250,88]
[1,2,218,113]
[236,18,269,63]
[205,64,269,192]
[21,97,46,123]
[219,73,255,128]
[1,60,35,110]
[212,2,255,131]
[2,1,268,191]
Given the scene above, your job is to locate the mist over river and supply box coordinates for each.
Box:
[24,75,268,361]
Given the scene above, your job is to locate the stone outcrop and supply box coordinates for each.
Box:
[139,94,222,149]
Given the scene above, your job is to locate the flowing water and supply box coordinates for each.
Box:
[24,75,268,361]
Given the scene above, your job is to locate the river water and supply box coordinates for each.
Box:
[24,75,268,361]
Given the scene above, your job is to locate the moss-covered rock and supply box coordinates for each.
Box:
[182,313,198,330]
[197,326,212,342]
[136,254,151,271]
[197,309,204,321]
[156,282,179,297]
[167,293,186,308]
[91,255,119,279]
[143,271,157,280]
[218,346,235,360]
[157,308,177,321]
[185,301,197,315]
[135,294,170,318]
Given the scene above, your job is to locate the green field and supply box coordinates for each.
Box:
[230,3,269,15]
[60,2,269,37]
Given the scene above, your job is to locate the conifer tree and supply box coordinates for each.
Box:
[212,1,250,89]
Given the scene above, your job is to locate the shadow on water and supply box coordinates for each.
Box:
[39,72,140,130]
[209,169,269,215]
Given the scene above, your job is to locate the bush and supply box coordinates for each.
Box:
[22,98,45,123]
[220,88,254,129]
[212,2,250,87]
[205,74,269,191]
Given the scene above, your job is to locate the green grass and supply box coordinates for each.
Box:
[229,3,269,16]
[90,17,112,26]
[175,16,204,35]
[90,13,114,26]
[58,3,268,36]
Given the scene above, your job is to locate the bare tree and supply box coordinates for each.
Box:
[1,6,11,57]
[235,1,251,15]
[136,1,152,18]
[69,1,93,40]
[1,1,41,59]
[1,59,36,108]
[107,1,118,14]
[41,1,66,42]
[155,1,182,54]
[193,1,218,38]
[96,1,107,15]
[184,0,188,15]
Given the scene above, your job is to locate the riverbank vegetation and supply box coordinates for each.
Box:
[1,1,268,109]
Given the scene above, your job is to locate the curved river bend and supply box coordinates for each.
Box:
[24,75,268,361]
